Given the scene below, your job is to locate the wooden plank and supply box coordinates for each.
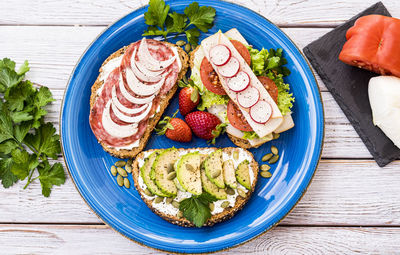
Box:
[1,160,399,225]
[0,26,331,91]
[1,224,399,254]
[0,0,399,26]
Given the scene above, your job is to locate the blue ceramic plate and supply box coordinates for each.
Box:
[61,0,324,253]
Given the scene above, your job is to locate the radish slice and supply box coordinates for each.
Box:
[137,38,176,71]
[217,57,240,78]
[102,101,139,138]
[250,100,273,124]
[237,86,260,108]
[227,71,250,92]
[111,85,149,114]
[210,44,231,66]
[118,76,155,104]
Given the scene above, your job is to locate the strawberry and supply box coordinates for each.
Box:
[155,111,192,142]
[185,111,226,143]
[179,86,200,116]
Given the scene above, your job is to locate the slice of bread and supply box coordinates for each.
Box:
[90,42,189,158]
[131,147,259,227]
[189,46,269,149]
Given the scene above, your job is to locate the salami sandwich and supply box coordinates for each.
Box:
[89,39,189,158]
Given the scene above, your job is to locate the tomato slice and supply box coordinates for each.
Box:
[230,40,251,66]
[258,76,278,103]
[227,99,253,132]
[200,57,227,95]
[200,40,252,95]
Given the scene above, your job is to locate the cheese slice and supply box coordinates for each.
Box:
[201,31,283,138]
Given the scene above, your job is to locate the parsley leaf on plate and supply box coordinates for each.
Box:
[179,192,218,227]
[143,0,216,48]
[0,58,64,196]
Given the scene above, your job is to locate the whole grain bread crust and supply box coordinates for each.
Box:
[190,46,267,149]
[131,147,258,227]
[90,42,189,158]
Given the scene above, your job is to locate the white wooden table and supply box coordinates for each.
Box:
[1,0,400,254]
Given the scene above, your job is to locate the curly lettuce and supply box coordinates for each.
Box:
[248,47,294,115]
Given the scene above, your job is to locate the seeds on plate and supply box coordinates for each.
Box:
[110,166,117,176]
[117,167,128,177]
[262,153,273,162]
[115,160,126,167]
[271,146,278,155]
[260,164,271,171]
[184,43,191,52]
[123,178,130,188]
[125,164,132,173]
[260,171,272,178]
[117,175,124,187]
[268,155,279,164]
[176,40,186,46]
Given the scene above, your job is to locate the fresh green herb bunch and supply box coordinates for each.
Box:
[0,58,65,197]
[143,0,216,47]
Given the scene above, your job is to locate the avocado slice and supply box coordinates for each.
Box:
[223,159,237,189]
[151,148,179,197]
[236,160,251,190]
[176,152,202,195]
[140,151,168,197]
[203,149,225,189]
[201,164,227,200]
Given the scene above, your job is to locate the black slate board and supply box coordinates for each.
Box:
[303,2,400,167]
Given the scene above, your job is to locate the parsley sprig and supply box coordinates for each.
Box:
[143,0,216,47]
[0,58,65,197]
[179,192,217,227]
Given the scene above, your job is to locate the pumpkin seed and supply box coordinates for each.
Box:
[260,164,271,171]
[209,203,215,211]
[166,197,173,204]
[268,155,280,164]
[260,171,272,178]
[172,201,180,208]
[176,40,186,46]
[184,43,191,52]
[115,160,126,167]
[221,201,230,208]
[273,132,280,140]
[167,163,175,173]
[186,163,195,172]
[191,44,196,51]
[233,150,239,161]
[271,146,279,155]
[237,188,246,198]
[144,188,153,196]
[154,196,164,203]
[110,166,117,176]
[177,211,183,218]
[211,169,221,178]
[226,188,235,195]
[125,164,132,173]
[123,178,130,188]
[127,158,133,166]
[117,175,124,187]
[167,171,176,180]
[117,167,128,177]
[262,153,273,162]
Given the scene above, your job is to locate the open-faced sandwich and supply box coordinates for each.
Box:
[189,29,295,148]
[131,147,258,227]
[89,38,189,158]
